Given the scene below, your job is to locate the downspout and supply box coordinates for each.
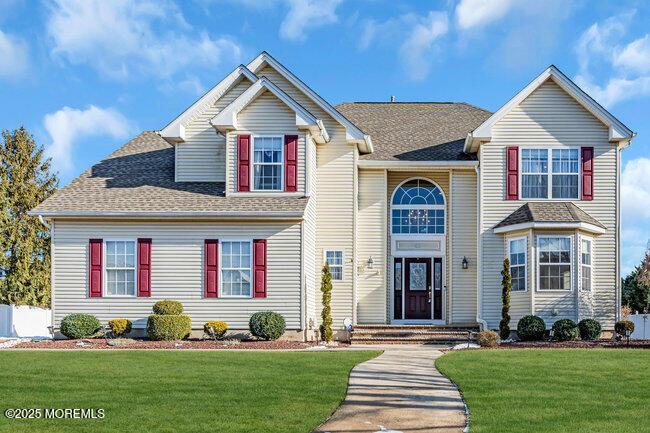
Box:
[475,163,488,330]
[352,148,358,326]
[38,215,50,229]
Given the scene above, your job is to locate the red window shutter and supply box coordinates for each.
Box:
[253,239,267,298]
[506,146,519,200]
[237,135,251,192]
[88,239,103,298]
[581,147,594,201]
[284,135,298,192]
[205,239,219,298]
[137,238,152,297]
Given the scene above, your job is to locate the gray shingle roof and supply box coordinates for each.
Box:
[31,131,307,217]
[335,102,492,161]
[495,202,605,229]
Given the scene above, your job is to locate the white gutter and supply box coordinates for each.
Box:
[475,163,488,330]
[493,221,607,235]
[28,211,305,220]
[358,160,479,169]
[37,215,50,229]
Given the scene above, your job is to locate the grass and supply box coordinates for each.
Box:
[0,350,379,433]
[436,349,650,433]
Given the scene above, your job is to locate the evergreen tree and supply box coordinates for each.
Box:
[499,258,512,340]
[0,127,57,307]
[622,250,650,313]
[320,263,333,342]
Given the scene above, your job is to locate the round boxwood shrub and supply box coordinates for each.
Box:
[578,319,602,341]
[614,320,635,338]
[108,318,133,337]
[476,330,500,348]
[517,315,546,341]
[152,300,183,316]
[60,314,102,339]
[204,321,228,339]
[249,311,286,340]
[146,315,192,341]
[552,319,579,341]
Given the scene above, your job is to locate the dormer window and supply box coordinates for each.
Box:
[253,136,283,191]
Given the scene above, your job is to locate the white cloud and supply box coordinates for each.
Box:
[44,106,133,173]
[455,0,515,30]
[574,11,650,107]
[0,28,29,79]
[399,12,448,81]
[621,158,650,275]
[46,0,242,81]
[613,34,650,74]
[358,11,448,81]
[280,0,341,41]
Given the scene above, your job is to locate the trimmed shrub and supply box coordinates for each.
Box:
[204,321,228,339]
[320,264,334,342]
[476,330,500,348]
[499,258,511,340]
[60,314,102,339]
[552,319,579,341]
[517,315,546,341]
[152,300,183,316]
[108,318,132,337]
[147,315,192,341]
[578,319,602,341]
[614,320,635,338]
[249,311,286,340]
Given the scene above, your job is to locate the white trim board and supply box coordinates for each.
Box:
[493,221,606,235]
[464,65,634,153]
[210,76,329,144]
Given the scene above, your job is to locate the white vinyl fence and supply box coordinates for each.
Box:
[0,304,52,339]
[629,313,650,340]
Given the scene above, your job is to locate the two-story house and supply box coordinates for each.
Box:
[31,51,634,340]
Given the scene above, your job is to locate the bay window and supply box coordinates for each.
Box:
[508,237,527,292]
[521,148,580,199]
[105,240,136,296]
[581,238,592,291]
[538,236,572,291]
[252,136,283,191]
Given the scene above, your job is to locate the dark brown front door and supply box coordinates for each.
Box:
[404,258,432,320]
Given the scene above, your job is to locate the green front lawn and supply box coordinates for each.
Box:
[0,350,379,433]
[436,349,650,433]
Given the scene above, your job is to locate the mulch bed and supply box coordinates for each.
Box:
[498,339,650,349]
[11,338,316,350]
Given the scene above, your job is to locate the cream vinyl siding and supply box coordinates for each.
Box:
[481,79,617,328]
[357,169,387,323]
[225,90,306,195]
[386,171,450,320]
[51,220,302,330]
[175,79,252,182]
[450,170,478,324]
[253,65,356,331]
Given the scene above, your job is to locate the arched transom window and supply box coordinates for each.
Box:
[391,179,445,234]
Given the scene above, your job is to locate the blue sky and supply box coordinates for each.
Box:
[1,0,648,274]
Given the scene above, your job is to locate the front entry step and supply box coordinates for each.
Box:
[351,324,478,345]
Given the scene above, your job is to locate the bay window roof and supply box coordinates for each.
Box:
[494,202,606,235]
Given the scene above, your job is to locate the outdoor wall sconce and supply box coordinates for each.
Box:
[462,256,469,270]
[367,256,374,270]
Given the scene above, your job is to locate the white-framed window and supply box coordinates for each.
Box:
[391,179,446,234]
[580,237,593,291]
[221,240,252,297]
[105,240,136,297]
[325,250,343,281]
[537,236,572,291]
[508,237,527,292]
[252,136,283,191]
[521,148,580,199]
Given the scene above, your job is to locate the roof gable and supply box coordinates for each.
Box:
[247,51,372,153]
[210,76,329,143]
[465,65,634,152]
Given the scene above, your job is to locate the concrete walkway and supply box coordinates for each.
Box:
[315,346,466,433]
